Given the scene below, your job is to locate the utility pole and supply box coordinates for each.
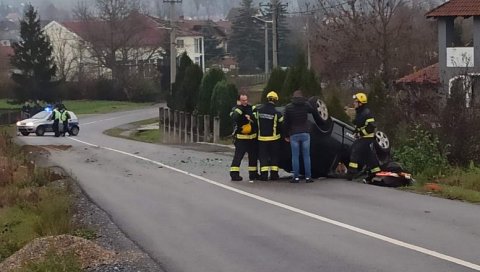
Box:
[271,0,278,68]
[253,16,272,77]
[163,0,182,93]
[305,3,311,70]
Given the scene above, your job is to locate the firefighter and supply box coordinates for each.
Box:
[254,91,283,181]
[229,94,259,182]
[347,92,381,182]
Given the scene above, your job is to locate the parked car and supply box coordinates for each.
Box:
[16,110,80,136]
[277,97,391,178]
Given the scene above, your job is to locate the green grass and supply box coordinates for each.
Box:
[0,99,21,110]
[104,118,163,143]
[406,166,480,203]
[0,99,153,114]
[19,250,82,272]
[63,100,153,114]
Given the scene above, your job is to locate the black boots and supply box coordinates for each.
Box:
[230,172,243,181]
[270,171,279,181]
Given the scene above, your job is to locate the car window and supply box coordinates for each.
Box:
[31,111,51,119]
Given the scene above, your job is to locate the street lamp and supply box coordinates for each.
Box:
[252,16,272,77]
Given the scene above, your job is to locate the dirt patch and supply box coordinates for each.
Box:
[21,145,72,154]
[0,235,139,271]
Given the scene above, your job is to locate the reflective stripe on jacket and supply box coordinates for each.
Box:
[230,104,257,140]
[254,102,283,141]
[353,105,376,138]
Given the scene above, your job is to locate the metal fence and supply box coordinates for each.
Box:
[159,107,220,144]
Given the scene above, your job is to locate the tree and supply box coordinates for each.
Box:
[74,0,166,100]
[210,80,238,137]
[202,21,225,63]
[229,0,263,73]
[168,52,193,110]
[312,0,436,88]
[262,68,287,103]
[180,64,203,112]
[10,5,57,102]
[197,68,226,114]
[281,53,321,104]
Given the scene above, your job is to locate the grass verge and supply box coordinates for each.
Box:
[404,167,480,203]
[0,127,82,269]
[104,118,163,144]
[0,99,153,114]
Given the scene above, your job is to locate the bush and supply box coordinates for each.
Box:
[262,68,287,103]
[210,80,238,137]
[129,79,161,102]
[394,125,449,178]
[326,94,351,123]
[197,68,226,114]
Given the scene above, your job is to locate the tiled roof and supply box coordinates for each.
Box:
[395,63,440,86]
[426,0,480,18]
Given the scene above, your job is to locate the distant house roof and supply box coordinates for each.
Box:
[426,0,480,18]
[226,8,241,21]
[395,63,440,86]
[58,13,168,47]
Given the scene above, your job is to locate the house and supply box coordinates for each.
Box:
[426,0,480,107]
[43,13,169,81]
[0,44,13,78]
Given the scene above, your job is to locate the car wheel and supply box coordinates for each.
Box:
[35,126,45,136]
[69,126,79,136]
[20,131,29,136]
[375,131,390,152]
[308,96,329,121]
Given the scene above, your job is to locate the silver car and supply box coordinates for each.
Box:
[16,110,80,136]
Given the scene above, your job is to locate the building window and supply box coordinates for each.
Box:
[177,39,184,49]
[194,38,202,53]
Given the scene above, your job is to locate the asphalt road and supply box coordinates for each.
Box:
[16,107,480,272]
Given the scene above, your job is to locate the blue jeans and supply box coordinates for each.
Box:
[290,133,311,178]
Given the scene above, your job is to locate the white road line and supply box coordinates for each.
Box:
[69,136,480,271]
[82,116,131,125]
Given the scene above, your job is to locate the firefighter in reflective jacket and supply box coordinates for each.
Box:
[229,94,259,181]
[347,92,381,181]
[254,91,283,181]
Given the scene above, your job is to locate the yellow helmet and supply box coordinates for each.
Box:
[267,91,279,101]
[353,92,368,104]
[241,123,252,134]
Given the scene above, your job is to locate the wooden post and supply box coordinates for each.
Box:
[185,113,190,143]
[204,115,210,142]
[173,110,178,142]
[213,116,220,143]
[179,111,184,143]
[167,108,172,142]
[196,115,201,142]
[190,114,195,142]
[159,107,164,142]
[163,108,168,143]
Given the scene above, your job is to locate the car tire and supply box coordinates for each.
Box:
[20,131,29,136]
[307,97,333,135]
[69,126,79,136]
[308,96,329,121]
[374,131,390,153]
[35,126,45,136]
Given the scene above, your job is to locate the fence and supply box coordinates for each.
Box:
[159,107,221,144]
[0,110,21,125]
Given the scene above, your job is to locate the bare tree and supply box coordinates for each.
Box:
[74,0,166,99]
[311,0,437,88]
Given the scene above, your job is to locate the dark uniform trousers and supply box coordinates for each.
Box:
[348,137,381,176]
[230,139,258,179]
[258,140,280,180]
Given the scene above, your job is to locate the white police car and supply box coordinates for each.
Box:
[16,108,80,136]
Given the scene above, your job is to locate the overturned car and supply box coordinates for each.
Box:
[277,97,412,187]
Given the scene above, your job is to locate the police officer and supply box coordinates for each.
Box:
[229,94,259,181]
[60,106,71,137]
[347,92,381,182]
[52,104,61,137]
[254,91,283,181]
